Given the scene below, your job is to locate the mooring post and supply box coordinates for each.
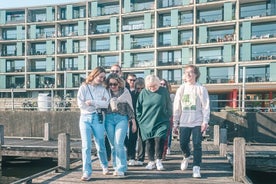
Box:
[58,133,70,172]
[219,128,227,156]
[233,137,246,182]
[43,122,50,141]
[213,125,220,146]
[0,125,3,170]
[0,125,4,145]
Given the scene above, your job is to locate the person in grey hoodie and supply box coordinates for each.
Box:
[173,64,210,178]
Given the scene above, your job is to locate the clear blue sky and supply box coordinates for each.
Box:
[0,0,83,9]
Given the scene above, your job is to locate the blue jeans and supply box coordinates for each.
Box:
[105,113,128,173]
[179,126,202,167]
[79,113,108,177]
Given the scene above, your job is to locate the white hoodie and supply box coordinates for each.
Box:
[173,83,210,127]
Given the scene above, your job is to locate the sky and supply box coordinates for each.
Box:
[0,0,84,9]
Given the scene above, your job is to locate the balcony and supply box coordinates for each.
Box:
[133,60,153,67]
[122,23,144,31]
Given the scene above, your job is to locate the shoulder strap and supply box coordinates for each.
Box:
[86,84,94,100]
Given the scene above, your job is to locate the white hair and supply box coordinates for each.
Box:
[145,74,160,90]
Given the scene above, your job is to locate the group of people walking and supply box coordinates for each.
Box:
[77,64,210,181]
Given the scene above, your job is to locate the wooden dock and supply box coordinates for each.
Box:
[29,141,242,184]
[1,134,275,183]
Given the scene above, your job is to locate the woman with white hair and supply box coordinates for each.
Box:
[136,74,172,171]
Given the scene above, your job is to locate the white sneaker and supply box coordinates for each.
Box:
[145,161,156,170]
[136,160,144,166]
[81,174,91,181]
[113,171,125,176]
[156,159,165,171]
[193,166,201,178]
[181,156,191,171]
[102,167,109,175]
[128,159,135,166]
[166,148,171,155]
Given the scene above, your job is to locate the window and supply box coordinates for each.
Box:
[240,2,271,19]
[197,47,223,64]
[158,51,181,66]
[207,67,234,84]
[98,55,119,68]
[179,30,193,44]
[3,29,17,40]
[251,22,276,40]
[159,14,171,27]
[92,39,110,51]
[158,69,182,85]
[159,32,171,46]
[251,43,276,61]
[239,66,270,83]
[208,27,235,43]
[180,11,193,25]
[197,9,222,23]
[132,52,154,67]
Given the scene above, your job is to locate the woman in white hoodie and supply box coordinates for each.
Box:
[173,65,210,178]
[77,66,110,181]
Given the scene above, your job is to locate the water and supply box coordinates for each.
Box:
[247,170,276,184]
[0,157,57,184]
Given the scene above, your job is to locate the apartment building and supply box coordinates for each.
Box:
[0,0,276,111]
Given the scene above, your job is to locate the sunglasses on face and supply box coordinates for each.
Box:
[137,87,144,90]
[160,83,166,86]
[111,70,120,73]
[109,83,118,87]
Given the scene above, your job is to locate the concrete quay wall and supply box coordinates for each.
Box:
[0,111,275,143]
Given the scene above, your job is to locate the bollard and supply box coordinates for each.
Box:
[58,133,70,172]
[213,125,220,146]
[0,125,3,170]
[233,137,246,182]
[220,128,227,144]
[220,143,227,156]
[0,125,4,145]
[219,128,227,156]
[43,122,50,141]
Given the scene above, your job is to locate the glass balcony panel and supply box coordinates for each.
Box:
[158,0,182,8]
[197,9,222,23]
[132,1,154,12]
[240,2,271,19]
[98,55,119,69]
[180,11,193,25]
[207,67,234,84]
[239,66,270,83]
[99,4,119,16]
[6,12,25,23]
[131,52,154,67]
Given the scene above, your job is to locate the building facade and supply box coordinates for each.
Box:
[0,0,276,111]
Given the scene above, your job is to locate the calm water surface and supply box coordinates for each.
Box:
[0,157,56,184]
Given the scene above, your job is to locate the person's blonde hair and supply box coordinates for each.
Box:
[85,67,106,84]
[145,75,160,90]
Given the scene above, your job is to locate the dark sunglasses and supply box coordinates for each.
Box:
[160,83,166,86]
[137,87,144,90]
[111,70,120,73]
[109,83,118,87]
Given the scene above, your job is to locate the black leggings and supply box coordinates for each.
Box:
[146,137,165,161]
